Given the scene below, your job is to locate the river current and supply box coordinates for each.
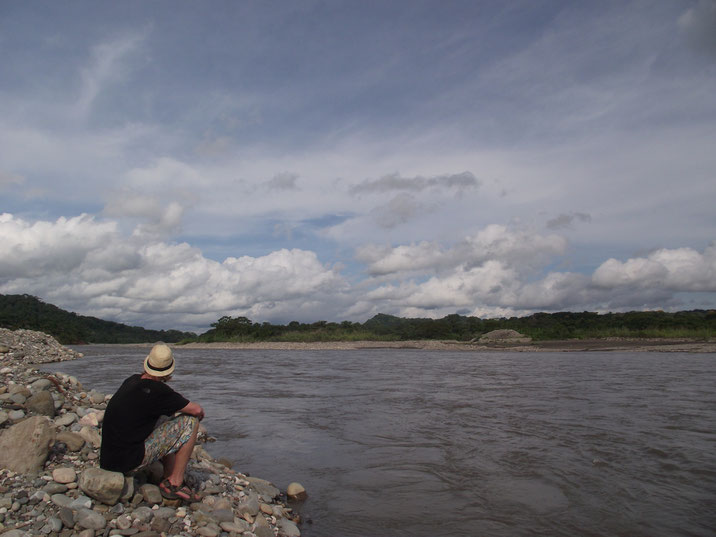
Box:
[52,347,716,537]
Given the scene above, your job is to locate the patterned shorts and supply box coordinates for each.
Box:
[137,414,198,469]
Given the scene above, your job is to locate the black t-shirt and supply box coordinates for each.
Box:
[100,374,190,473]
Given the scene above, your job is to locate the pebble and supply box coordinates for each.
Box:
[52,467,77,484]
[76,507,107,530]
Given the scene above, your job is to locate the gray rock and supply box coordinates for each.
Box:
[139,483,163,505]
[0,344,9,353]
[54,412,77,427]
[109,503,125,515]
[31,379,52,391]
[246,477,280,499]
[253,516,274,537]
[2,530,30,537]
[237,494,260,516]
[10,393,27,405]
[210,508,234,523]
[116,514,133,530]
[220,520,250,533]
[0,416,55,474]
[46,516,63,533]
[42,482,68,494]
[152,507,176,520]
[59,506,75,528]
[50,494,73,508]
[79,467,125,505]
[132,506,155,523]
[278,518,302,537]
[197,527,219,537]
[78,529,95,537]
[69,495,93,509]
[8,409,25,421]
[120,476,135,502]
[0,410,8,427]
[76,508,107,530]
[27,390,56,417]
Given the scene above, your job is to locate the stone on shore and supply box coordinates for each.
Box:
[247,476,280,498]
[139,483,163,505]
[0,415,55,474]
[279,518,302,537]
[287,482,308,501]
[26,389,56,417]
[52,466,77,483]
[56,430,85,451]
[79,467,126,504]
[76,507,107,530]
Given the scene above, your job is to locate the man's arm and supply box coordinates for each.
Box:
[179,401,205,421]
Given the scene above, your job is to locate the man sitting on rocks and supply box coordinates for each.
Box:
[100,344,205,502]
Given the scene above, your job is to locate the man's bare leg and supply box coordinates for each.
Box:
[162,417,200,487]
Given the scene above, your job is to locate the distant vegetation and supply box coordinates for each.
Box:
[193,310,716,343]
[2,294,714,345]
[0,294,196,344]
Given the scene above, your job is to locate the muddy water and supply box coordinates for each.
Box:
[55,347,716,537]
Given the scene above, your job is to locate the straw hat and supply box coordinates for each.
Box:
[144,344,175,377]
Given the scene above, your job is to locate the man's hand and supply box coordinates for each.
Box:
[180,401,205,421]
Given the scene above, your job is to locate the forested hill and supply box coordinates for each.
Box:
[0,294,195,344]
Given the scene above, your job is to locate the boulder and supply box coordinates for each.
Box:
[79,467,126,505]
[26,390,56,417]
[0,415,55,474]
[246,476,280,498]
[56,431,85,451]
[286,482,307,501]
[278,518,302,537]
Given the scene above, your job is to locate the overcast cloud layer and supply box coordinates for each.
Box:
[1,1,715,331]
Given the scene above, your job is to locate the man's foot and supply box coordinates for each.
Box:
[159,479,201,502]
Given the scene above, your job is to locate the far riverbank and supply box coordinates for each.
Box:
[122,338,716,353]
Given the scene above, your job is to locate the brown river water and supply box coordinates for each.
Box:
[53,346,716,537]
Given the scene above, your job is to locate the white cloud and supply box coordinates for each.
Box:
[0,213,345,331]
[356,224,567,276]
[593,245,716,292]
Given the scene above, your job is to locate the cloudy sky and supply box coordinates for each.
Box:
[1,0,715,332]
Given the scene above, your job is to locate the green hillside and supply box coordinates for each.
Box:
[0,294,195,344]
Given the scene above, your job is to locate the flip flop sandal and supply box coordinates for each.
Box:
[159,479,201,502]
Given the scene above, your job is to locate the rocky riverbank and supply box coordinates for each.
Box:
[0,328,304,537]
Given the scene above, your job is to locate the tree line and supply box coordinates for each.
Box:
[196,309,716,343]
[0,294,195,344]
